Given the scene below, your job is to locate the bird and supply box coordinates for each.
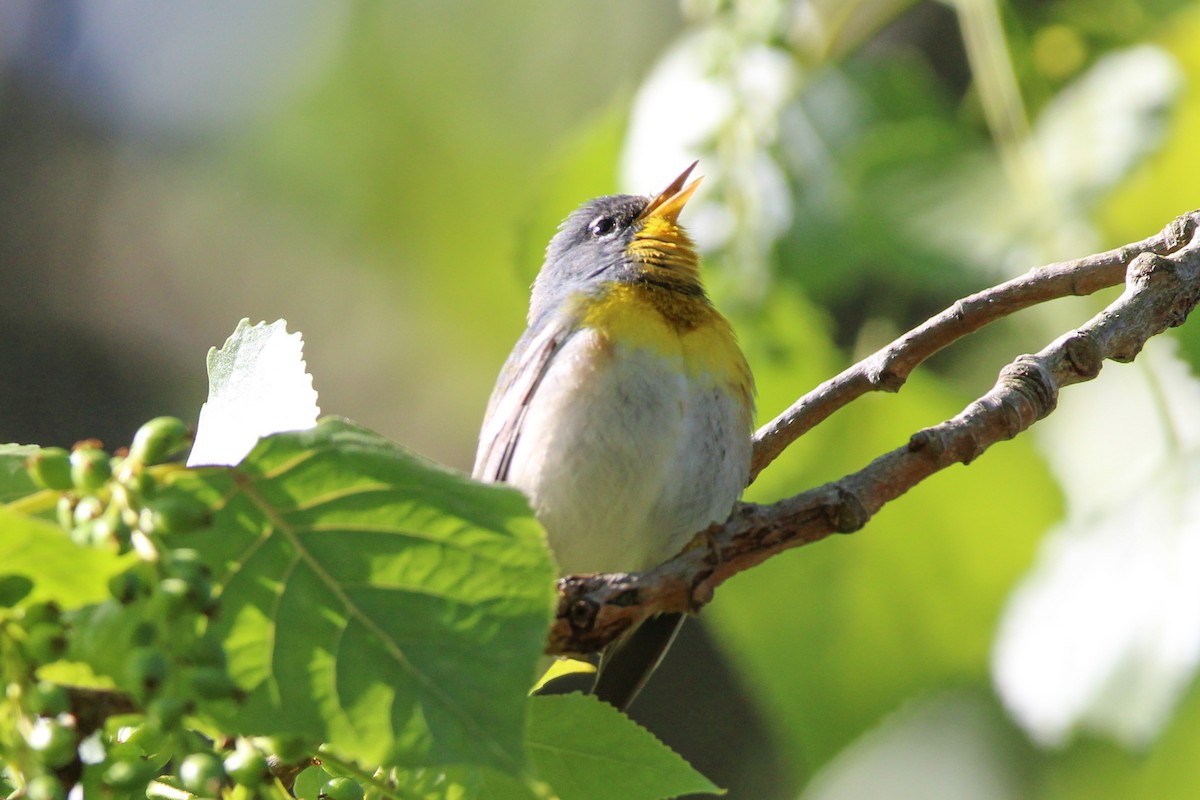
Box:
[472,162,754,710]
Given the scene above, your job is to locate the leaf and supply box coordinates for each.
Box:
[526,694,721,800]
[177,418,557,772]
[187,319,320,467]
[0,574,34,607]
[0,506,132,609]
[0,444,41,504]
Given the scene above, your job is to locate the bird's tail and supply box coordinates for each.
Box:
[592,613,685,712]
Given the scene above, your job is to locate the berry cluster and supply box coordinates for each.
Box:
[5,418,376,799]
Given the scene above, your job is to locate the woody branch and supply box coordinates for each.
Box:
[547,209,1200,657]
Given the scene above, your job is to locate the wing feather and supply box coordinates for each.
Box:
[472,320,575,482]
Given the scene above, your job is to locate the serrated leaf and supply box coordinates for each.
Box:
[527,694,720,800]
[0,506,132,609]
[177,418,556,772]
[0,444,41,504]
[188,319,320,467]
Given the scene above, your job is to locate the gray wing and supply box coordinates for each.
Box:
[472,319,575,483]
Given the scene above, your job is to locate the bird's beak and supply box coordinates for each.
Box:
[637,161,703,225]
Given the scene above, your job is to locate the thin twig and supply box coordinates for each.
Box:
[748,214,1197,481]
[549,209,1200,656]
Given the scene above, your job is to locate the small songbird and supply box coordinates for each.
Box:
[473,163,754,710]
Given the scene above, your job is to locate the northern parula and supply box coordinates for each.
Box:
[473,162,755,710]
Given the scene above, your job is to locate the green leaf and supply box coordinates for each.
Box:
[0,506,132,609]
[0,444,41,504]
[177,418,556,772]
[382,764,538,800]
[527,694,721,800]
[0,574,34,607]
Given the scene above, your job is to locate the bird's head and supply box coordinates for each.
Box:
[530,163,704,324]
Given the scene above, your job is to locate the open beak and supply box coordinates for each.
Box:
[636,161,703,225]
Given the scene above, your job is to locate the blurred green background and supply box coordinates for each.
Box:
[4,1,1200,798]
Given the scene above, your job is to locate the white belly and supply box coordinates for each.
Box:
[506,330,751,576]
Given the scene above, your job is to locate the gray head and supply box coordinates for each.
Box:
[528,194,649,324]
[527,162,704,326]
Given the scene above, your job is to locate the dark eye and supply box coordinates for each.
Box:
[589,215,618,237]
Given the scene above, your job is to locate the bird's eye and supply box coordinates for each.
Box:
[589,215,618,237]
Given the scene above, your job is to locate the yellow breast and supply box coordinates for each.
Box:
[576,282,754,410]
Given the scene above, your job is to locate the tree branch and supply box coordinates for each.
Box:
[548,209,1200,657]
[749,213,1197,480]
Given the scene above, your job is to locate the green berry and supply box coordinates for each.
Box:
[23,622,68,665]
[27,448,74,491]
[27,681,71,716]
[108,569,149,605]
[169,548,211,581]
[69,520,95,548]
[96,505,132,548]
[147,695,189,729]
[25,775,66,800]
[130,621,158,647]
[129,417,192,465]
[70,447,111,493]
[320,776,366,800]
[255,734,310,763]
[121,467,158,499]
[21,601,62,626]
[85,516,119,549]
[157,577,191,616]
[190,667,236,700]
[184,635,226,667]
[56,495,75,530]
[125,647,168,695]
[139,496,208,536]
[158,573,214,616]
[116,719,167,758]
[102,758,149,791]
[224,743,270,787]
[72,495,104,525]
[178,751,227,796]
[26,716,77,768]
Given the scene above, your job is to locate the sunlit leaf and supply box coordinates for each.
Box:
[0,506,132,609]
[188,319,320,467]
[178,418,556,771]
[527,694,720,800]
[0,444,40,504]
